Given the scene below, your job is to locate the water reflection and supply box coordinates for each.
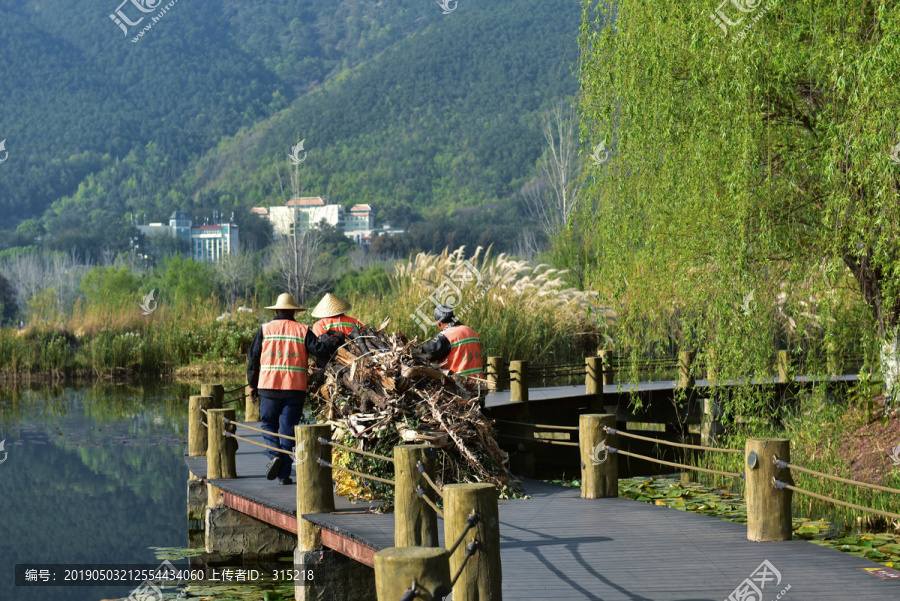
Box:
[0,381,191,601]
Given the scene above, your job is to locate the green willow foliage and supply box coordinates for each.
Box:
[578,1,900,412]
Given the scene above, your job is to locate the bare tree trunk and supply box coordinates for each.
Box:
[270,227,327,306]
[523,100,583,240]
[215,250,252,310]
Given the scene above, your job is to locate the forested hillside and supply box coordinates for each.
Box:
[0,0,581,254]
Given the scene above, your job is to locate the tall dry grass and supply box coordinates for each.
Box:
[351,246,610,363]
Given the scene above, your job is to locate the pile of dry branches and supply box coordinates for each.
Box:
[310,321,512,491]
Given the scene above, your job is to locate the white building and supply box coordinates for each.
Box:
[253,198,401,247]
[136,211,239,263]
[191,223,239,263]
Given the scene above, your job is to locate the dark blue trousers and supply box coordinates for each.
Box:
[259,394,305,479]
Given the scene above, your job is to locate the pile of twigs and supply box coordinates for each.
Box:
[310,320,512,494]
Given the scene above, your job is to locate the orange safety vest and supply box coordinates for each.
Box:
[258,320,310,391]
[312,314,363,337]
[440,325,483,379]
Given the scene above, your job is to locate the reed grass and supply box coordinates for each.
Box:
[350,246,608,363]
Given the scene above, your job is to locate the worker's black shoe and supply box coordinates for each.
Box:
[278,477,293,485]
[266,457,283,480]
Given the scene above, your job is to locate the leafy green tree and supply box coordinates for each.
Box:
[578,1,900,401]
[335,266,392,298]
[15,219,44,242]
[149,255,218,307]
[79,266,142,309]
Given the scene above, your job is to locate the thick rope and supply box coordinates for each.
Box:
[223,418,296,441]
[605,426,743,454]
[319,437,394,462]
[318,458,395,486]
[223,385,245,394]
[449,541,479,589]
[447,511,480,556]
[774,456,900,495]
[499,434,579,448]
[416,460,444,498]
[399,583,419,601]
[416,486,444,518]
[222,394,246,405]
[609,447,744,479]
[224,431,293,455]
[773,479,900,521]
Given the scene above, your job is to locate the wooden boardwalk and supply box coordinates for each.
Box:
[483,374,861,407]
[187,424,899,600]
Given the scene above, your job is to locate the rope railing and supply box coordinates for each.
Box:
[224,431,293,456]
[416,460,444,498]
[222,393,247,405]
[608,446,744,479]
[449,541,479,589]
[604,426,744,454]
[415,486,443,518]
[318,458,395,486]
[223,385,245,394]
[773,479,900,521]
[498,433,579,448]
[774,456,900,495]
[319,437,394,463]
[224,417,296,441]
[447,511,480,556]
[399,583,420,601]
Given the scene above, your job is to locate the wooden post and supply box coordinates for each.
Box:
[598,349,615,385]
[777,350,790,383]
[701,398,725,447]
[188,395,212,456]
[826,341,841,376]
[509,360,528,403]
[296,424,335,551]
[677,351,695,388]
[207,408,238,480]
[394,444,439,548]
[443,483,502,601]
[580,414,617,499]
[585,357,602,395]
[200,383,225,407]
[374,547,451,601]
[745,438,793,541]
[487,356,506,391]
[706,349,717,384]
[245,384,260,422]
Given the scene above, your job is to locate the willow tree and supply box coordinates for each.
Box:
[578,1,900,407]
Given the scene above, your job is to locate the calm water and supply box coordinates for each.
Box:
[0,381,195,601]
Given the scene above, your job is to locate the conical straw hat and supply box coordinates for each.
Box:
[310,293,352,318]
[265,293,305,311]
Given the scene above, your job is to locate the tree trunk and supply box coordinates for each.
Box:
[882,335,900,409]
[843,251,900,407]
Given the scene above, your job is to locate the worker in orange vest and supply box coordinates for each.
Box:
[247,293,343,484]
[422,304,484,387]
[310,293,366,336]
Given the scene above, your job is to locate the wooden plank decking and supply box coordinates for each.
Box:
[483,374,861,407]
[187,420,898,600]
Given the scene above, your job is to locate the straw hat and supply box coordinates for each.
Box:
[310,293,352,318]
[265,293,304,311]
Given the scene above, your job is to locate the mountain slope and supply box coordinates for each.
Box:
[0,0,582,251]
